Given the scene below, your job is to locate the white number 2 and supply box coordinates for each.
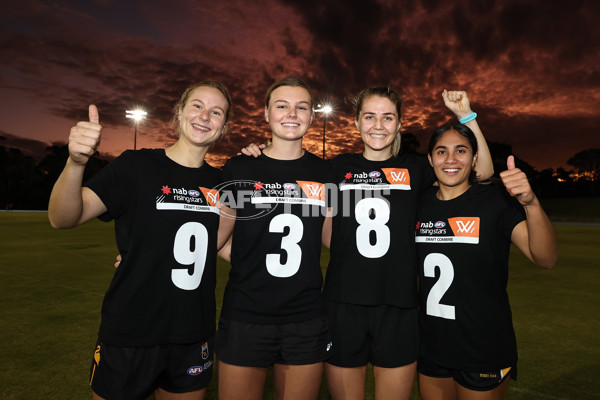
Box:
[171,222,208,290]
[423,253,456,320]
[355,197,390,258]
[266,214,303,278]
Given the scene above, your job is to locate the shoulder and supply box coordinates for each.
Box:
[468,183,520,209]
[104,149,157,171]
[470,182,505,199]
[395,152,430,168]
[304,151,327,162]
[200,161,222,179]
[223,154,253,169]
[330,153,359,163]
[419,186,439,205]
[328,153,360,172]
[301,151,330,168]
[114,148,164,163]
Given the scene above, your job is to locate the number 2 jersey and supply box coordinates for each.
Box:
[219,152,329,324]
[84,149,221,346]
[415,183,526,371]
[323,153,435,308]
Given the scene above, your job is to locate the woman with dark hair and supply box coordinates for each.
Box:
[216,77,331,400]
[48,81,233,400]
[416,123,557,400]
[322,89,494,400]
[242,88,494,399]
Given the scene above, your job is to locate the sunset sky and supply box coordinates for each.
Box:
[1,0,598,170]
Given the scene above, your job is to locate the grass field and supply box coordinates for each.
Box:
[1,209,598,399]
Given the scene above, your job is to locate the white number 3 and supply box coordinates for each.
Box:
[171,222,208,290]
[266,214,303,278]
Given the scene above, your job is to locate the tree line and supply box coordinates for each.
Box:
[1,138,598,210]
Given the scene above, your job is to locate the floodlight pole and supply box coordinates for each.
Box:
[315,104,332,160]
[125,109,147,150]
[322,116,327,160]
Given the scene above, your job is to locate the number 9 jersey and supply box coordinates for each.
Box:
[415,183,525,371]
[85,149,221,346]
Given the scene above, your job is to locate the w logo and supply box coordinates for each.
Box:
[456,220,476,234]
[305,184,323,197]
[200,188,220,207]
[381,168,410,185]
[448,217,480,238]
[391,171,406,182]
[297,181,325,201]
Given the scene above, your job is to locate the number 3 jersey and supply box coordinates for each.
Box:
[84,149,221,346]
[415,183,525,371]
[219,152,330,324]
[323,153,435,308]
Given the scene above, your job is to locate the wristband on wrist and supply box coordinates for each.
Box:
[459,112,477,124]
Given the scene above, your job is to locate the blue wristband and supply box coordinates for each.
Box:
[459,112,477,124]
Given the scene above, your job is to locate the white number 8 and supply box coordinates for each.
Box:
[355,197,390,258]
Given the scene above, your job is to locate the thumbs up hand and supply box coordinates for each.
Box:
[68,105,103,165]
[500,155,535,206]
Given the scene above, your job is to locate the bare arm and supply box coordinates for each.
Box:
[217,235,233,263]
[442,90,494,180]
[322,211,333,249]
[501,156,557,268]
[216,205,236,262]
[48,105,107,228]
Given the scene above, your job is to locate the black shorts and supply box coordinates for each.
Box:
[417,355,517,391]
[216,316,329,367]
[90,338,214,400]
[325,300,419,368]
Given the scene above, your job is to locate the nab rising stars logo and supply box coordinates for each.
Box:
[158,185,203,204]
[156,185,220,214]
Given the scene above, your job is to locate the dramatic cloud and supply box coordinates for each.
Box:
[0,0,598,169]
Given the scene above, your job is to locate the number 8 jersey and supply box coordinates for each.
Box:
[415,183,525,371]
[219,152,330,324]
[323,153,435,307]
[85,149,221,347]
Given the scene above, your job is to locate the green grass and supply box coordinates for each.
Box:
[1,213,598,399]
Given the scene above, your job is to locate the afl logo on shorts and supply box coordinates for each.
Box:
[369,171,381,178]
[435,221,446,228]
[187,366,203,376]
[188,190,200,197]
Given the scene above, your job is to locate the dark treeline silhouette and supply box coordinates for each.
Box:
[1,144,109,210]
[399,135,599,198]
[485,143,600,198]
[1,140,598,210]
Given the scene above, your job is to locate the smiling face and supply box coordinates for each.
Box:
[357,95,400,160]
[428,128,478,196]
[265,85,313,142]
[177,85,229,147]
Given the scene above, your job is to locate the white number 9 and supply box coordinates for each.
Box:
[171,222,208,290]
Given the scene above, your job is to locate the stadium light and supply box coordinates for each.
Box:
[125,109,147,150]
[315,104,333,159]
